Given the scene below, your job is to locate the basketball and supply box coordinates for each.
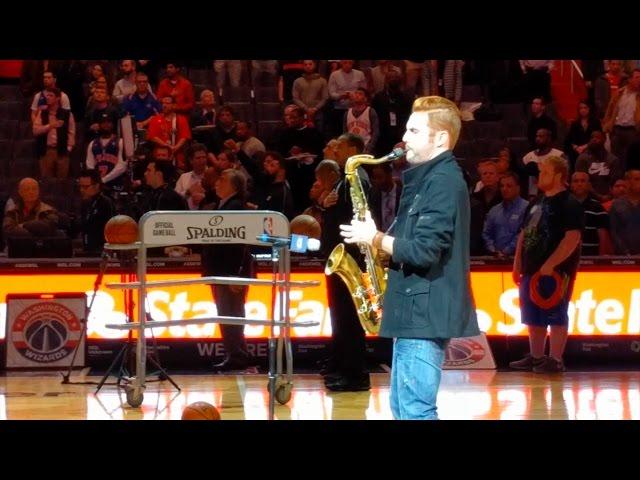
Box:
[290,214,321,239]
[104,215,138,244]
[181,401,221,420]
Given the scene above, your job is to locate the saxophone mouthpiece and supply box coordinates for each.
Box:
[384,147,406,162]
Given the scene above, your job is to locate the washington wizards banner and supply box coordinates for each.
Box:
[5,293,86,369]
[443,334,497,369]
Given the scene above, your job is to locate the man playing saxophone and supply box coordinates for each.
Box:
[340,96,480,419]
[321,133,372,392]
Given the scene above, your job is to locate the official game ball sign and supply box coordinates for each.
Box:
[140,210,289,246]
[5,294,86,369]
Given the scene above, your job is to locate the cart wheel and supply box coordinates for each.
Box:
[275,383,292,405]
[125,387,144,408]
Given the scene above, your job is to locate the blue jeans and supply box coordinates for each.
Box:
[390,338,448,420]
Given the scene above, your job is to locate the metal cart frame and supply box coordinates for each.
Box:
[102,210,319,420]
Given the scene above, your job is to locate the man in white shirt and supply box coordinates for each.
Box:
[175,143,208,210]
[343,87,379,154]
[327,60,366,138]
[522,128,566,198]
[603,68,640,166]
[112,60,138,103]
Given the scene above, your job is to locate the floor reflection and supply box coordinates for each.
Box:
[1,371,638,420]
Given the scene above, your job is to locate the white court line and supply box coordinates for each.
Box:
[235,375,247,402]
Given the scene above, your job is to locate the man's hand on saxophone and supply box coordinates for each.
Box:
[340,210,396,255]
[340,210,377,245]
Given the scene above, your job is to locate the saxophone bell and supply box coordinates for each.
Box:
[325,148,404,335]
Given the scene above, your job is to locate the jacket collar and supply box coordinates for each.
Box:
[402,150,454,186]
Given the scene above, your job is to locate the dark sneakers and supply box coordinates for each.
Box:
[320,365,339,377]
[509,354,547,371]
[533,356,565,373]
[317,357,339,376]
[323,372,342,384]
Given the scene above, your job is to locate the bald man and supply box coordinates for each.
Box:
[3,177,60,238]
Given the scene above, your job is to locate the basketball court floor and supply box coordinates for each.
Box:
[1,370,638,420]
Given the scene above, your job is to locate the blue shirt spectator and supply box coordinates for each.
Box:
[609,169,640,255]
[123,92,161,122]
[122,73,161,127]
[482,173,529,256]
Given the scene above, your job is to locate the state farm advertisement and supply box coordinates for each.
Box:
[0,271,638,339]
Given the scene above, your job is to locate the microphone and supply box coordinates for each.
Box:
[256,233,321,253]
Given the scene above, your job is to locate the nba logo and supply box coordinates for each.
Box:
[263,217,273,235]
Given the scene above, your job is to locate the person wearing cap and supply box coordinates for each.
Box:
[85,113,127,194]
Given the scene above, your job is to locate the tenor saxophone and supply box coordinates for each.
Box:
[324,148,405,334]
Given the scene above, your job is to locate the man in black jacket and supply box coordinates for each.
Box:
[372,70,413,157]
[201,169,255,372]
[138,161,189,217]
[274,106,325,212]
[78,169,116,256]
[340,97,480,419]
[321,132,371,391]
[190,89,222,154]
[369,162,402,232]
[238,150,295,220]
[527,97,557,149]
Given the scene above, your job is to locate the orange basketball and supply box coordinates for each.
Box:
[104,215,138,244]
[181,401,221,420]
[290,214,321,240]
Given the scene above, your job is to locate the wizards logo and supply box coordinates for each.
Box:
[444,338,487,367]
[11,302,82,363]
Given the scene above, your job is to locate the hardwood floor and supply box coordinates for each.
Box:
[1,370,638,420]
